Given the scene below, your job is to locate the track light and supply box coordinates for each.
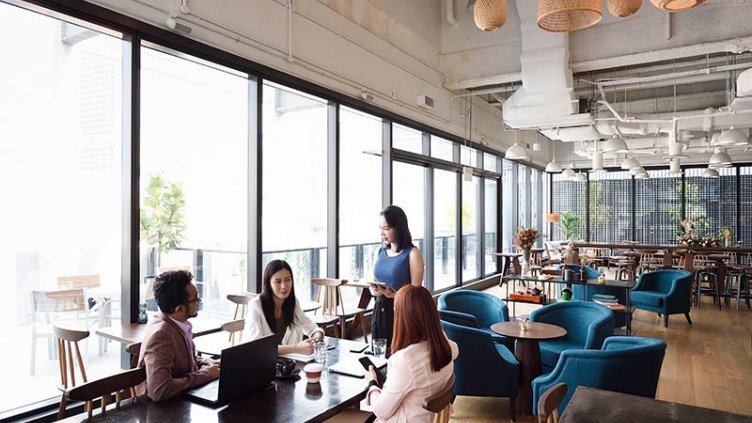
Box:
[165,17,192,34]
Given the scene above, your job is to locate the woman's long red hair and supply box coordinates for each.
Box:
[391,285,452,372]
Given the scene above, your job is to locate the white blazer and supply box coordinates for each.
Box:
[367,338,459,423]
[244,296,323,345]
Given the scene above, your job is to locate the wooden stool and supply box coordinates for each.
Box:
[53,323,90,390]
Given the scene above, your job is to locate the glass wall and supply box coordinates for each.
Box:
[551,173,587,241]
[140,47,249,316]
[431,136,455,162]
[261,83,327,300]
[684,167,737,240]
[588,171,633,242]
[392,162,426,261]
[338,107,382,281]
[741,167,752,247]
[635,170,682,245]
[393,123,423,154]
[434,169,458,290]
[0,3,124,412]
[462,176,480,281]
[484,179,498,275]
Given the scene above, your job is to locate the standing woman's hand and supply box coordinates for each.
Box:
[381,287,396,298]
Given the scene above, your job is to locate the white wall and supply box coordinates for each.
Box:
[83,0,521,160]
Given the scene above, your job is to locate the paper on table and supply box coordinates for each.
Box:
[280,352,314,362]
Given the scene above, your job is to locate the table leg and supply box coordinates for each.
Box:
[626,288,632,336]
[514,338,542,415]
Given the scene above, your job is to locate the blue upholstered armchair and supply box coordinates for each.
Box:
[561,264,627,328]
[438,290,514,350]
[529,301,614,372]
[532,336,666,415]
[630,269,693,328]
[441,320,520,420]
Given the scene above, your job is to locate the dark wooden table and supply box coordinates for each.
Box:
[560,386,752,423]
[491,321,566,415]
[59,338,371,423]
[495,252,522,277]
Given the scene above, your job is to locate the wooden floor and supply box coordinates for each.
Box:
[448,284,752,422]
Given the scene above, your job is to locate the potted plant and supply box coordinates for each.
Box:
[556,211,581,241]
[140,174,187,268]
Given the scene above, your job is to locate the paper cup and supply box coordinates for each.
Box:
[303,363,324,383]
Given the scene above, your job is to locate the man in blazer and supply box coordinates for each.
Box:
[136,270,220,401]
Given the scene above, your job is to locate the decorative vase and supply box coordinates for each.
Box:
[522,247,532,275]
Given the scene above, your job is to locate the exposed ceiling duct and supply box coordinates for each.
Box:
[501,0,592,130]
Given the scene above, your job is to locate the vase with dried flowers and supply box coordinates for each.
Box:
[514,226,539,275]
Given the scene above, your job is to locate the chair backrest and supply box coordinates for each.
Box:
[58,367,146,420]
[227,293,255,320]
[57,275,101,290]
[537,383,568,423]
[529,301,614,349]
[438,290,509,327]
[53,323,90,389]
[125,342,141,369]
[534,336,666,415]
[312,278,346,316]
[422,374,455,423]
[223,318,246,346]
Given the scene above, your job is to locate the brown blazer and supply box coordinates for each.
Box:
[136,312,215,402]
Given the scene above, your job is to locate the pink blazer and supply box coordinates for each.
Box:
[135,313,215,401]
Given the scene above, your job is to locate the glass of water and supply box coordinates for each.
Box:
[313,341,328,366]
[372,338,387,359]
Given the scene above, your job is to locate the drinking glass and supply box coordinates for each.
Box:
[372,338,387,358]
[313,341,328,366]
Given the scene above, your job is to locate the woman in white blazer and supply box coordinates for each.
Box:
[245,260,324,355]
[364,285,458,423]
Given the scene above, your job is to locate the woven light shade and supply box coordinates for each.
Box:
[474,0,508,32]
[608,0,642,17]
[650,0,705,11]
[537,0,602,32]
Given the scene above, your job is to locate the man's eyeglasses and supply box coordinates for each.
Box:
[186,296,202,305]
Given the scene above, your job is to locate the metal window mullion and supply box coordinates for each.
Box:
[585,173,590,242]
[383,120,392,208]
[327,101,339,278]
[249,77,262,293]
[478,176,485,278]
[496,176,502,272]
[425,166,434,292]
[455,170,462,288]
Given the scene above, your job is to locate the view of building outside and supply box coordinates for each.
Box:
[0,3,123,412]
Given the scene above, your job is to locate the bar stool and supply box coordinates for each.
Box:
[725,265,752,311]
[694,255,721,310]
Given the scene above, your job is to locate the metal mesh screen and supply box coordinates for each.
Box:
[552,173,587,241]
[684,167,737,242]
[589,171,633,242]
[634,170,682,245]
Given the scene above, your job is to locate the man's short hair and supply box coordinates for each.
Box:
[153,270,193,314]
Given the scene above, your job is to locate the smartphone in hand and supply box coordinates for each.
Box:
[358,356,375,370]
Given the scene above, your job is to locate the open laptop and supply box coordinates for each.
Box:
[184,334,277,407]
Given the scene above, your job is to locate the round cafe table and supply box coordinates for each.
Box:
[491,321,567,415]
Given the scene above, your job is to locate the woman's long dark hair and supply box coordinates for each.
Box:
[381,205,414,252]
[260,259,297,333]
[391,285,452,372]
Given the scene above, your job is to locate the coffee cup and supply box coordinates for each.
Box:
[276,358,296,377]
[303,363,324,383]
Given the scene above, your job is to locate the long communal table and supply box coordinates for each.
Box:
[60,337,372,423]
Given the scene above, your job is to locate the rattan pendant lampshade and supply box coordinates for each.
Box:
[608,0,642,17]
[474,0,508,32]
[537,0,602,32]
[650,0,705,11]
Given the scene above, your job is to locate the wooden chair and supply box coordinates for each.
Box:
[30,289,87,375]
[53,323,90,390]
[422,375,455,423]
[537,382,568,423]
[312,278,369,342]
[57,274,112,355]
[57,275,101,290]
[58,367,145,420]
[223,319,246,346]
[227,293,254,342]
[125,342,141,369]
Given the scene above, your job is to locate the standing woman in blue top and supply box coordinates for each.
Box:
[370,205,425,349]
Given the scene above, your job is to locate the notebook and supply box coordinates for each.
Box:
[184,335,277,407]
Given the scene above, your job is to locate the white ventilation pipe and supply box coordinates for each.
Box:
[445,0,458,27]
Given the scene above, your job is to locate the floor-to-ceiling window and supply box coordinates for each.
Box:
[0,2,124,412]
[684,167,737,240]
[551,173,587,241]
[502,160,516,250]
[484,178,499,274]
[261,83,327,300]
[741,167,752,247]
[392,161,426,275]
[589,171,633,242]
[338,107,382,281]
[462,176,480,281]
[635,170,682,245]
[434,169,458,290]
[140,46,249,316]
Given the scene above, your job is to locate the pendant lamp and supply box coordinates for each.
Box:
[545,139,562,173]
[562,164,576,179]
[537,0,602,32]
[650,0,705,11]
[603,134,629,153]
[608,0,642,17]
[474,0,508,32]
[703,167,719,178]
[717,127,749,146]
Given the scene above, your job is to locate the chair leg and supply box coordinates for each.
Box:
[509,395,516,422]
[58,396,68,420]
[663,313,669,328]
[684,313,692,324]
[359,314,369,344]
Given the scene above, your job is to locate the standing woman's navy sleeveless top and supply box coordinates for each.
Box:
[374,245,413,290]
